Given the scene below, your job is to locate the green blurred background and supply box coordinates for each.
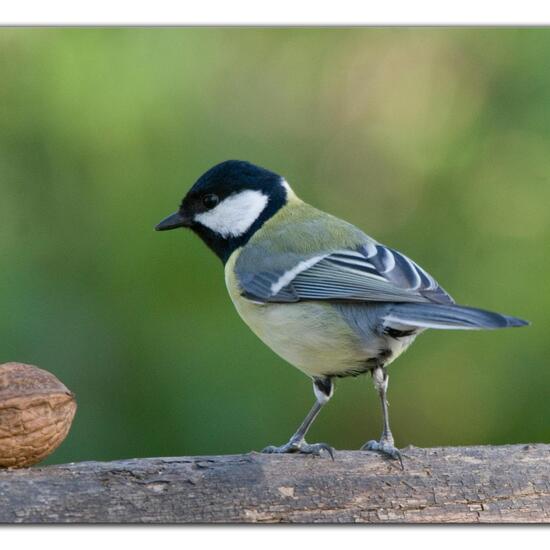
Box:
[0,28,547,464]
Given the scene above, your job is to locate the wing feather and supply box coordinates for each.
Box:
[238,242,453,305]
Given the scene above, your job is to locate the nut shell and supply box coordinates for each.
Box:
[0,362,76,468]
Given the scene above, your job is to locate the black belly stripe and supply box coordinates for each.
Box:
[384,327,417,339]
[325,347,393,379]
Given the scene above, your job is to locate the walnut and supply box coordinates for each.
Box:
[0,362,77,468]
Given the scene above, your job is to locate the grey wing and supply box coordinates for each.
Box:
[238,242,454,305]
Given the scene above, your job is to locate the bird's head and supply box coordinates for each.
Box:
[156,160,293,262]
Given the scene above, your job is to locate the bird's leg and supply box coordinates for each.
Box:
[262,377,335,458]
[361,367,403,468]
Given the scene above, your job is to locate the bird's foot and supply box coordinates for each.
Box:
[361,439,403,469]
[262,439,335,459]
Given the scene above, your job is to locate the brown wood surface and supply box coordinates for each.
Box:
[0,444,548,523]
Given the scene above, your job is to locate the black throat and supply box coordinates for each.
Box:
[190,185,287,264]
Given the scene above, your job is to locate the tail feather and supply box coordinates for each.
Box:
[385,303,529,331]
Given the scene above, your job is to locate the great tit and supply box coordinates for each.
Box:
[156,160,528,464]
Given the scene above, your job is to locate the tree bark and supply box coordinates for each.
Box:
[0,444,548,523]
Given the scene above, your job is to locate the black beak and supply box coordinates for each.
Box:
[155,211,193,231]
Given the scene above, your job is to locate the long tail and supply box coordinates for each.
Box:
[384,303,529,330]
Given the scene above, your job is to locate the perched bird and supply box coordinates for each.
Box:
[156,160,528,464]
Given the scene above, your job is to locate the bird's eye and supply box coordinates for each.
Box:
[202,194,219,209]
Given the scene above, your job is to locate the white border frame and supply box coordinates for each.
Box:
[1,0,550,25]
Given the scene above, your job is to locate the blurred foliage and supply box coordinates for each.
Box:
[0,28,547,464]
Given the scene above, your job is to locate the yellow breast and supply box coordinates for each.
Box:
[224,251,370,378]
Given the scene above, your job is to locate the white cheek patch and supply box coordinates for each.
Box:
[194,190,269,238]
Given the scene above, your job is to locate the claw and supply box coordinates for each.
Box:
[307,442,335,460]
[262,440,335,459]
[361,439,404,469]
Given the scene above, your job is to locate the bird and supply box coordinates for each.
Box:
[155,160,528,465]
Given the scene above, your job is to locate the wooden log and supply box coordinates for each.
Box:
[0,444,548,523]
